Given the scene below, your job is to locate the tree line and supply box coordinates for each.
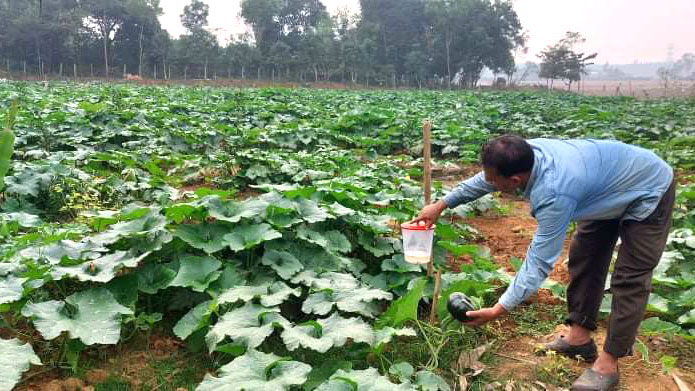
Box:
[0,0,527,88]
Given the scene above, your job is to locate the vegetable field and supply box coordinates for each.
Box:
[1,83,694,390]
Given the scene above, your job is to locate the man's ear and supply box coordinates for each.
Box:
[510,174,523,187]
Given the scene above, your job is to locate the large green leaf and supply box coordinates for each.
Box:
[94,210,168,243]
[678,309,695,325]
[382,255,424,273]
[169,255,222,292]
[316,368,412,391]
[51,251,151,283]
[296,225,352,254]
[646,294,670,314]
[207,265,247,296]
[207,198,269,223]
[21,288,133,345]
[164,197,211,224]
[266,204,303,228]
[303,361,353,391]
[640,317,682,335]
[218,281,302,307]
[296,199,331,223]
[174,222,231,254]
[359,231,397,257]
[174,300,216,340]
[206,302,289,352]
[18,239,106,265]
[137,263,177,294]
[0,212,41,227]
[196,349,312,391]
[262,250,305,280]
[389,362,414,383]
[276,242,355,273]
[0,275,27,305]
[224,223,282,252]
[0,338,41,391]
[4,173,40,196]
[295,272,392,318]
[412,371,451,391]
[281,313,374,353]
[373,327,417,348]
[376,278,427,328]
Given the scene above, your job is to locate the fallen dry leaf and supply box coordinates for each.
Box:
[457,343,490,371]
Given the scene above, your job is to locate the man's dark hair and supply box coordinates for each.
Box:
[480,135,534,177]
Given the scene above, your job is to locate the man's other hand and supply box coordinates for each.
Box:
[409,200,448,227]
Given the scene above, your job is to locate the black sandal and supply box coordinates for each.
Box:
[571,368,619,391]
[537,335,598,362]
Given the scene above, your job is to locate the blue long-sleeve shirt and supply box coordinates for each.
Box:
[442,139,673,310]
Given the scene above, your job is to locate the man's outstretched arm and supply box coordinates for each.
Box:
[467,195,575,324]
[411,172,495,226]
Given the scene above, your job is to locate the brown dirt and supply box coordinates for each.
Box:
[455,193,571,285]
[487,323,694,391]
[179,182,217,194]
[18,335,205,391]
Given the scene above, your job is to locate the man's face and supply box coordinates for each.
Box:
[483,166,521,193]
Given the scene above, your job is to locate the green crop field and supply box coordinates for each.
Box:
[1,83,694,390]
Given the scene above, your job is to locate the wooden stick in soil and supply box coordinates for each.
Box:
[421,119,442,323]
[429,270,442,324]
[672,372,692,391]
[422,119,433,277]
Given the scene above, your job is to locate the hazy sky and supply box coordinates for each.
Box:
[159,0,695,64]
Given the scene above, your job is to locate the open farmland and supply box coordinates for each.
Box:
[1,83,695,390]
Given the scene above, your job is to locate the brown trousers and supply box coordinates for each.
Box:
[565,179,676,358]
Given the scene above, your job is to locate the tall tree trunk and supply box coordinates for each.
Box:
[138,24,144,76]
[445,31,452,89]
[103,31,109,77]
[36,36,42,78]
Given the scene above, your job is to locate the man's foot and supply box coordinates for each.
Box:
[537,335,598,362]
[571,368,619,391]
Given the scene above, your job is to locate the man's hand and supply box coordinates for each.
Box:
[409,200,448,227]
[464,303,508,326]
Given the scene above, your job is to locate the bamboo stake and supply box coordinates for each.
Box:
[429,270,442,324]
[422,119,442,323]
[423,119,433,277]
[673,373,692,391]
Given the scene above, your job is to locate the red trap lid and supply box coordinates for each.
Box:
[400,222,435,231]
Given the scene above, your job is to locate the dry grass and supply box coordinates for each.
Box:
[524,79,695,99]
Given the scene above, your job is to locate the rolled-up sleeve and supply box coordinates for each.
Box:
[442,172,496,208]
[498,195,576,310]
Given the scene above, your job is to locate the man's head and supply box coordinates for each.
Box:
[480,135,534,193]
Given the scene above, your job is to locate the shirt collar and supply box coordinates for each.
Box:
[522,150,540,199]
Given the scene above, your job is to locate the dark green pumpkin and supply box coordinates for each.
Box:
[447,292,475,322]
